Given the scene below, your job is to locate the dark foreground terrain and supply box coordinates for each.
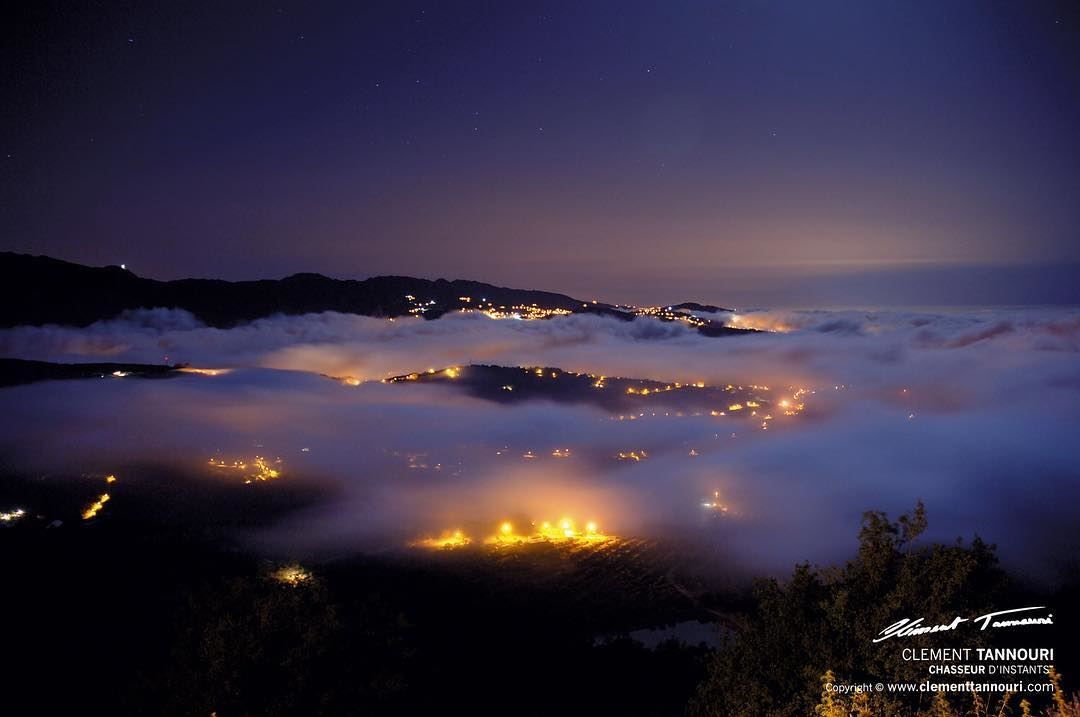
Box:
[1,465,1077,717]
[0,467,716,716]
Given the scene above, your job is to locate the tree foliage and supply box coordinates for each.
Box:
[689,502,1007,717]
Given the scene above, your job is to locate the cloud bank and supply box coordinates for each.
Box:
[1,306,1078,579]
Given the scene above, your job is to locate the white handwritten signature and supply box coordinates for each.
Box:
[873,606,1054,643]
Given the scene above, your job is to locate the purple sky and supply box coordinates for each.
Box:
[3,1,1079,305]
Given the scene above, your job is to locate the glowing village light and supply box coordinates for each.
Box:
[81,473,118,520]
[415,530,470,549]
[82,493,110,520]
[209,455,283,483]
[0,508,27,523]
[485,520,530,545]
[177,367,232,377]
[701,490,730,514]
[417,513,616,551]
[271,564,312,586]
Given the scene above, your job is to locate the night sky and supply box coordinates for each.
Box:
[3,1,1079,306]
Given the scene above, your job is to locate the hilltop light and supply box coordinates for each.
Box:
[82,493,110,520]
[177,367,231,377]
[415,530,470,549]
[209,455,282,483]
[0,508,26,523]
[702,490,731,514]
[272,564,312,586]
[417,515,616,551]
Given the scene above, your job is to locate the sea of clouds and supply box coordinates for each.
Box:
[1,306,1078,579]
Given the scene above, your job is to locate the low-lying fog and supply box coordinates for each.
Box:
[2,306,1078,579]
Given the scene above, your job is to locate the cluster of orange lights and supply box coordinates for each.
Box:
[177,367,231,377]
[723,313,790,332]
[701,491,730,514]
[414,517,613,550]
[82,474,117,520]
[625,381,706,396]
[415,529,472,549]
[0,507,26,523]
[271,564,312,586]
[381,366,462,384]
[208,456,282,484]
[373,364,813,432]
[632,306,709,328]
[478,304,573,320]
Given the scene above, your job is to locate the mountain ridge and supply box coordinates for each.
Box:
[0,252,748,335]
